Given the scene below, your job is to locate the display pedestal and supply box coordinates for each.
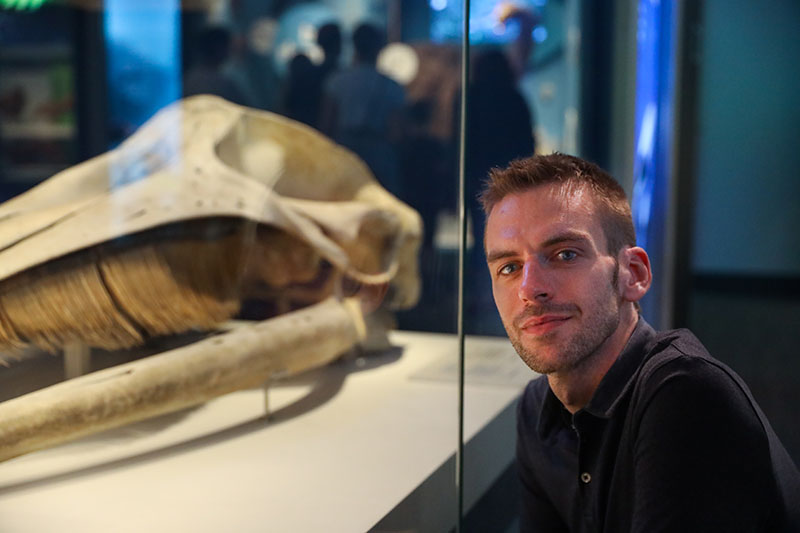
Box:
[0,331,533,532]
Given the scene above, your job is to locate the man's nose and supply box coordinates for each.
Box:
[518,259,551,303]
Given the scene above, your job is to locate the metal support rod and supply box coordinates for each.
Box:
[64,342,92,379]
[456,0,471,530]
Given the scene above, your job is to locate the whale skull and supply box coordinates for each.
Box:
[0,95,423,462]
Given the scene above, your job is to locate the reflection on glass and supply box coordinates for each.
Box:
[0,2,469,532]
[105,0,181,142]
[461,1,582,531]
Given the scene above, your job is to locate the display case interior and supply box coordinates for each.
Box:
[0,1,580,531]
[0,7,77,200]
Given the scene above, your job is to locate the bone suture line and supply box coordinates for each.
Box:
[0,297,365,463]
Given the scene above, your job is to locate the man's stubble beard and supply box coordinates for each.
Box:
[507,263,622,375]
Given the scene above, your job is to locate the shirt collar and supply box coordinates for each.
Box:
[583,317,656,418]
[536,317,657,438]
[537,386,569,440]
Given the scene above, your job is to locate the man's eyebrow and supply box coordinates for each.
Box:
[541,231,591,249]
[486,249,517,264]
[486,231,593,264]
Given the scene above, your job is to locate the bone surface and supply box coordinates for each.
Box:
[0,297,365,463]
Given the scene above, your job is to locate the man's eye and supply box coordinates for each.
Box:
[498,263,519,275]
[557,250,578,261]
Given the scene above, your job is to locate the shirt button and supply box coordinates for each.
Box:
[581,472,592,484]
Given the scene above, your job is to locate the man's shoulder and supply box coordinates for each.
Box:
[632,327,765,425]
[381,72,404,91]
[622,327,800,532]
[639,327,739,389]
[372,70,405,100]
[648,326,710,360]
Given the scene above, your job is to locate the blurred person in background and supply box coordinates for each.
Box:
[463,48,535,334]
[282,22,341,129]
[183,25,254,107]
[320,22,405,196]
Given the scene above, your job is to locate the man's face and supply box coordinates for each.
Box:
[485,184,624,375]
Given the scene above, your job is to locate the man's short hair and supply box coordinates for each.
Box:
[479,153,636,255]
[317,22,342,57]
[196,26,232,67]
[352,23,384,64]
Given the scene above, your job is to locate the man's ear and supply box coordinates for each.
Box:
[618,246,652,303]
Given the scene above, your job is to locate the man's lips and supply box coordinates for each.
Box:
[519,315,572,335]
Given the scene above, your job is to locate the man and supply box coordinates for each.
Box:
[481,153,800,532]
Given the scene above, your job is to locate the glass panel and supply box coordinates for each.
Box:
[460,0,582,529]
[461,0,800,530]
[631,0,676,329]
[0,2,463,531]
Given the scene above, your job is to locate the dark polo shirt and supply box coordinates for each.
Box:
[517,318,800,532]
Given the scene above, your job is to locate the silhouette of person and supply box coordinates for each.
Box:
[283,53,318,126]
[466,48,535,182]
[320,23,405,195]
[399,100,451,248]
[314,22,342,87]
[281,23,341,128]
[462,47,535,334]
[183,26,253,106]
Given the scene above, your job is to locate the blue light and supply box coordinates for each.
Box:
[105,0,181,139]
[430,0,447,12]
[631,0,677,327]
[532,26,548,42]
[431,0,537,44]
[272,4,335,76]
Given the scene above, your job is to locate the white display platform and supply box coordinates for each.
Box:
[0,331,534,533]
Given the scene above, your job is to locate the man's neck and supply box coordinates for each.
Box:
[548,309,639,414]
